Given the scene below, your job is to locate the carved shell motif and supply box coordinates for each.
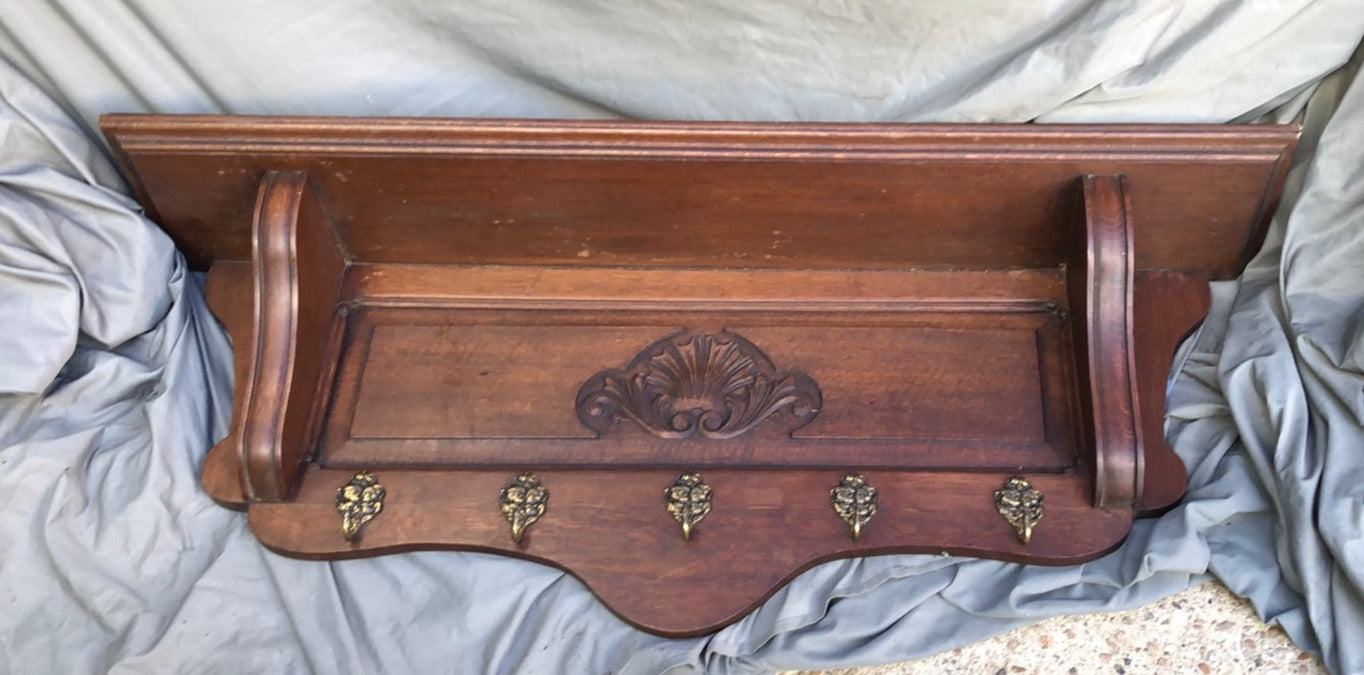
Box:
[576,329,822,439]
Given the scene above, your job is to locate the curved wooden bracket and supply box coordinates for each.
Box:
[1070,175,1142,509]
[240,171,347,501]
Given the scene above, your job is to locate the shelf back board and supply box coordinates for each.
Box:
[103,116,1295,276]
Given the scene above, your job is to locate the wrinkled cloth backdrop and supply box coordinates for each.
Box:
[2,2,1363,673]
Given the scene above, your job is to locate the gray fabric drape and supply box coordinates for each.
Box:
[2,2,1363,672]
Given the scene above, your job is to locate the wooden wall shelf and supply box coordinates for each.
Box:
[101,115,1297,636]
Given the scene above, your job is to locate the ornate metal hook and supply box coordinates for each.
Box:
[499,473,548,543]
[830,474,877,541]
[994,476,1044,544]
[336,471,385,542]
[665,473,713,541]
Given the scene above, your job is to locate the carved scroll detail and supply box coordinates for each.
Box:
[576,329,822,439]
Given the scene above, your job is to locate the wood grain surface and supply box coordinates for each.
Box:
[107,116,1297,635]
[104,116,1295,277]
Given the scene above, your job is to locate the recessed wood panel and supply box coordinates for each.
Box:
[742,325,1045,442]
[321,306,1073,469]
[349,323,662,439]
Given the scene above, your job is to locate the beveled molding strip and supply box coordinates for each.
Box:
[344,266,1071,312]
[350,296,1059,314]
[103,114,1298,163]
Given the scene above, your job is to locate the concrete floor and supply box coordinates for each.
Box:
[788,583,1323,674]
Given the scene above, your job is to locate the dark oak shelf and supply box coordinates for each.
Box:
[103,115,1297,636]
